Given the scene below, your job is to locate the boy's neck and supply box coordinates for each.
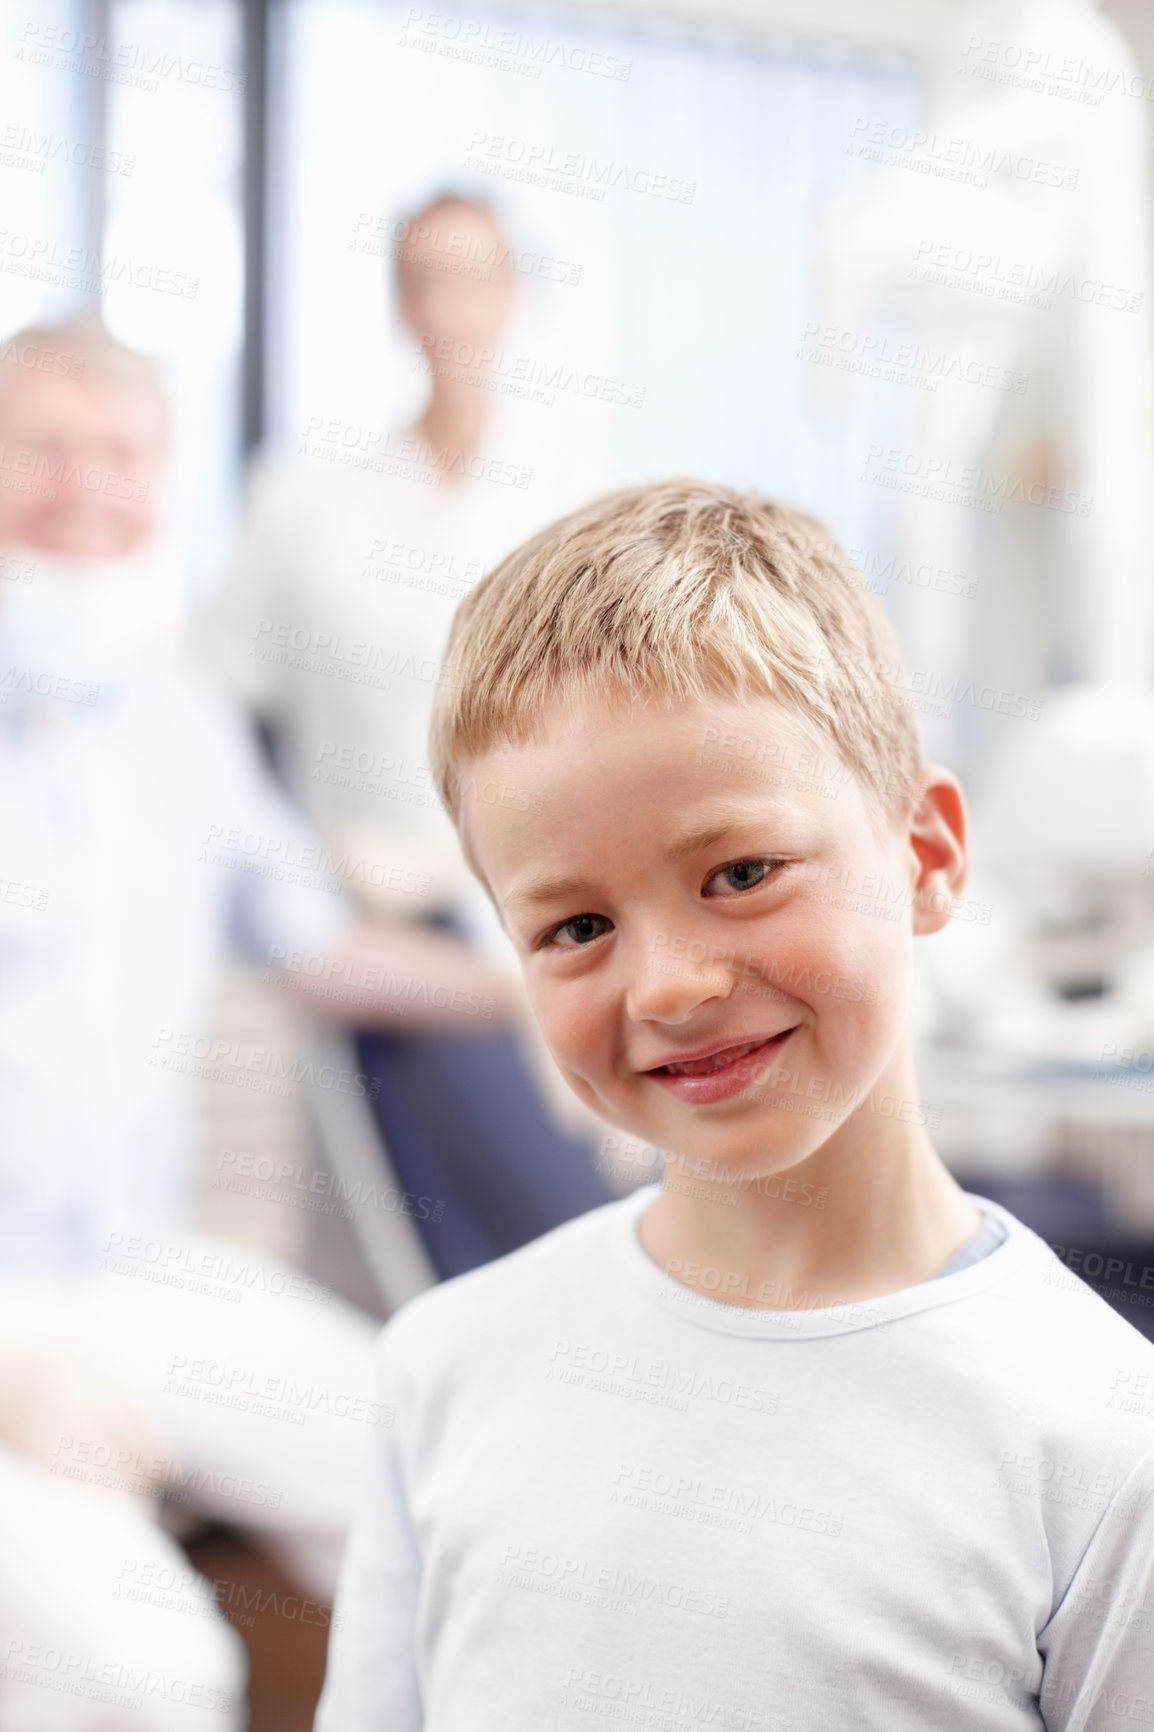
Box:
[637,1047,981,1312]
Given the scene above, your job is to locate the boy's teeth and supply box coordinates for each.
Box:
[665,1039,762,1076]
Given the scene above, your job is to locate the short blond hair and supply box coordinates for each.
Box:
[430,478,924,835]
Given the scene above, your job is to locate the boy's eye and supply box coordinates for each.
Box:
[704,859,784,897]
[547,913,612,950]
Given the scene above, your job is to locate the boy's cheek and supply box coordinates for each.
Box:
[530,980,602,1074]
[535,992,637,1117]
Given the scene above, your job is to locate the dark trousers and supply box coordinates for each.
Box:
[355,1025,616,1280]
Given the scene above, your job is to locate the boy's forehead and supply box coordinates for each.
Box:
[458,688,869,890]
[487,686,838,780]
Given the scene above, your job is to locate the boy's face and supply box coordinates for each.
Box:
[460,691,964,1184]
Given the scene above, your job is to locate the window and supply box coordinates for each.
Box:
[265,1,919,561]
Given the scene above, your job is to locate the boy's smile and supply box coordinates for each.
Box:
[641,1026,800,1104]
[460,689,966,1195]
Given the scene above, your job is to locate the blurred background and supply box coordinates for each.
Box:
[4,0,1154,1725]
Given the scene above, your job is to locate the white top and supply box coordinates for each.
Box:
[205,426,607,931]
[317,1185,1154,1732]
[0,660,355,1272]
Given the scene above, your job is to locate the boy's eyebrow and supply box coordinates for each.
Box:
[504,808,801,911]
[506,873,595,911]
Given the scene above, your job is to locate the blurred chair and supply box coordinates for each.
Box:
[304,1026,438,1314]
[306,1021,615,1298]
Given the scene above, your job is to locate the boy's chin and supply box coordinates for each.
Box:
[659,1132,827,1190]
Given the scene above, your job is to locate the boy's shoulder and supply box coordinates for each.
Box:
[987,1203,1154,1366]
[955,1202,1154,1468]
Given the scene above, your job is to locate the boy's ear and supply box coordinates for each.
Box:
[904,766,968,936]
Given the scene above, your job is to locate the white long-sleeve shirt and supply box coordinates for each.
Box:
[317,1185,1154,1731]
[0,660,356,1271]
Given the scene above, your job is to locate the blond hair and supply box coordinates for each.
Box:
[0,318,167,428]
[430,478,924,835]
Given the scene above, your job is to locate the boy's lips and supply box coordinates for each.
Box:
[641,1028,798,1105]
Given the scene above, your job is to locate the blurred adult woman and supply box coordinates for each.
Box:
[209,194,613,1279]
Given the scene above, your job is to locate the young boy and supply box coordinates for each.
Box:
[316,480,1154,1730]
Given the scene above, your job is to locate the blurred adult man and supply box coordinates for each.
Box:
[0,318,499,1730]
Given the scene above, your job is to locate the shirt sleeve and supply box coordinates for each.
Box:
[224,747,359,964]
[314,1331,423,1732]
[191,669,358,963]
[1037,1445,1154,1729]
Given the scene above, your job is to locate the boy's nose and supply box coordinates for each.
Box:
[625,941,733,1025]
